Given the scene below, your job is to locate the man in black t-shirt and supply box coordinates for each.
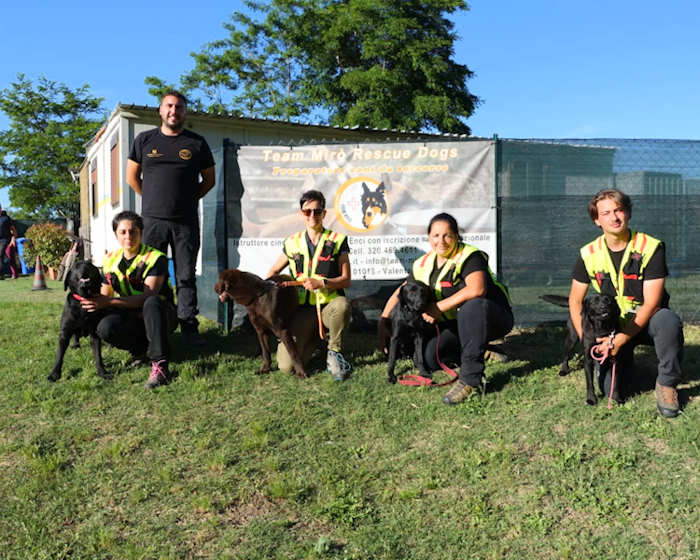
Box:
[569,189,683,417]
[126,91,215,346]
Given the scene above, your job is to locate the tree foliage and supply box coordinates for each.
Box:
[0,74,104,221]
[147,0,478,133]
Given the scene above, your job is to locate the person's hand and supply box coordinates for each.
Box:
[80,294,110,313]
[421,302,441,324]
[596,332,629,357]
[302,277,324,291]
[377,316,392,355]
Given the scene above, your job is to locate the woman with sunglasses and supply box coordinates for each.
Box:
[267,190,352,380]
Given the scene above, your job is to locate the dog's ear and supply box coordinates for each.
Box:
[362,182,370,194]
[377,182,386,195]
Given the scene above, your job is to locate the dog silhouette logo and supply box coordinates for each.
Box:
[335,178,389,232]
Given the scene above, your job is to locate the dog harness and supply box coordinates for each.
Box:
[580,230,660,320]
[412,242,509,321]
[284,229,346,305]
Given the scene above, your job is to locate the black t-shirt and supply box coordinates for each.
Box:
[128,128,215,221]
[572,242,668,283]
[0,211,14,241]
[411,251,511,310]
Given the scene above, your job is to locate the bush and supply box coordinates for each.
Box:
[23,223,71,269]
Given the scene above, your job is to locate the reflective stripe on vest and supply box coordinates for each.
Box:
[283,229,347,305]
[580,230,661,319]
[412,242,508,321]
[102,244,168,297]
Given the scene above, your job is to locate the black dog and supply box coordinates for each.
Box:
[361,182,387,229]
[385,280,436,384]
[48,261,110,382]
[542,293,620,405]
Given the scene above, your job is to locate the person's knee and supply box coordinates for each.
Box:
[142,295,163,315]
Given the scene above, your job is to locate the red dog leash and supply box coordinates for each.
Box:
[590,331,617,410]
[398,324,458,387]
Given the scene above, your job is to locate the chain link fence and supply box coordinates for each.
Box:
[498,138,700,325]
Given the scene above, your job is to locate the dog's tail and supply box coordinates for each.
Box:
[540,294,570,308]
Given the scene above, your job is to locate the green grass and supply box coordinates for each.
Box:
[0,276,698,559]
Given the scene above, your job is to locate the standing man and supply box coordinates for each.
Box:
[126,91,215,346]
[0,205,18,279]
[568,189,684,417]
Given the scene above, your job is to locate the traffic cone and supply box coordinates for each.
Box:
[31,255,47,291]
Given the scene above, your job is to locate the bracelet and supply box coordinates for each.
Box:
[322,278,327,288]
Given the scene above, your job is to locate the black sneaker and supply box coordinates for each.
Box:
[182,329,206,347]
[128,353,148,369]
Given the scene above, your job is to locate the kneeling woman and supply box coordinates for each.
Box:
[80,211,177,389]
[380,213,513,404]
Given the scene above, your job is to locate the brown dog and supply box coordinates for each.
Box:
[214,269,308,378]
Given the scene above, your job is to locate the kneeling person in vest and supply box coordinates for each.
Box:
[379,213,513,405]
[569,189,684,417]
[80,211,177,389]
[267,190,352,380]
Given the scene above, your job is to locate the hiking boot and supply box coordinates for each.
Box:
[182,329,206,347]
[655,382,679,418]
[442,380,478,405]
[327,350,351,381]
[145,360,170,390]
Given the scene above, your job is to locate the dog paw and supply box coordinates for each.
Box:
[387,376,397,384]
[47,371,61,382]
[96,370,113,380]
[256,367,271,375]
[586,395,598,406]
[294,370,309,379]
[558,367,570,377]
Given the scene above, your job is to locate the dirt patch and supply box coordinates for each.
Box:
[223,492,288,527]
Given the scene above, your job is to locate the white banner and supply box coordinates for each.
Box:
[234,140,496,279]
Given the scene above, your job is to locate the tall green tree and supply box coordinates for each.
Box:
[0,74,104,221]
[147,0,477,133]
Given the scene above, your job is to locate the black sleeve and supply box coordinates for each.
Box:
[643,243,668,280]
[128,133,143,164]
[458,252,489,280]
[337,237,350,255]
[145,255,169,278]
[200,139,215,170]
[572,255,590,283]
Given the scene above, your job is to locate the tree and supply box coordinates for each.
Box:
[0,74,104,221]
[146,0,478,134]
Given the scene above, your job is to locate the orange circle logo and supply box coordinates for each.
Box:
[334,177,389,233]
[179,149,192,160]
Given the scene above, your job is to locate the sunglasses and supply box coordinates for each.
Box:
[301,208,324,217]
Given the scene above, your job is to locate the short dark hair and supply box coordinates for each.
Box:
[588,188,632,222]
[427,212,462,241]
[160,90,188,107]
[300,190,325,210]
[112,210,143,233]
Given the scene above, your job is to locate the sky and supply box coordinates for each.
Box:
[2,0,700,210]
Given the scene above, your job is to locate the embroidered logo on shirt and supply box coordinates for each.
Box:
[146,149,164,158]
[179,149,192,160]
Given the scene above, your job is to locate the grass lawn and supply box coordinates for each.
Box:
[0,276,698,559]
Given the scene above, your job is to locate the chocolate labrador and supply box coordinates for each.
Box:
[48,261,110,382]
[215,269,308,378]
